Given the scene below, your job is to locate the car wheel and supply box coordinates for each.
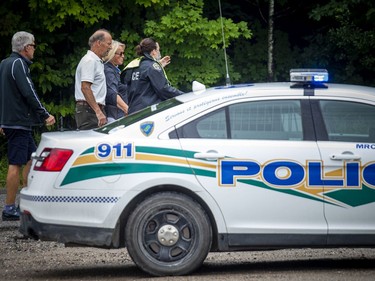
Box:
[125,192,212,276]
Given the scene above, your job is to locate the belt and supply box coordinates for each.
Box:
[76,100,104,109]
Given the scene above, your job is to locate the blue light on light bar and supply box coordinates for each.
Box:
[290,69,329,83]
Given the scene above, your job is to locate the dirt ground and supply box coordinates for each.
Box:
[1,190,375,281]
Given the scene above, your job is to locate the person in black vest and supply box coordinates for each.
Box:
[121,38,184,115]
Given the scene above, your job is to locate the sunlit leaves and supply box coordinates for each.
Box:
[143,0,251,87]
[29,0,117,31]
[135,0,170,7]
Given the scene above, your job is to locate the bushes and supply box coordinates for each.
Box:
[0,157,6,189]
[0,134,6,188]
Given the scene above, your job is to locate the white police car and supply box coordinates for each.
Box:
[20,69,375,276]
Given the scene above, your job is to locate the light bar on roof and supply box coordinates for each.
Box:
[290,69,329,83]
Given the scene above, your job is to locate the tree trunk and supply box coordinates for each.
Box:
[267,0,275,82]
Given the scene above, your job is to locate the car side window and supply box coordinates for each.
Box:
[229,100,303,140]
[174,109,227,139]
[319,100,375,142]
[174,100,303,140]
[196,109,227,138]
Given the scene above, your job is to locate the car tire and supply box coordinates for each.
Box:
[125,191,212,276]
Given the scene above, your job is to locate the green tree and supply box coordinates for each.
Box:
[142,0,251,88]
[0,0,251,124]
[308,0,375,85]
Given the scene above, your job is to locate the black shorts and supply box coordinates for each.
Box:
[3,128,37,165]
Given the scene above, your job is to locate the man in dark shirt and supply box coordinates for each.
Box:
[0,31,55,221]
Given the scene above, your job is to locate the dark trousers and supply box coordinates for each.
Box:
[75,103,100,130]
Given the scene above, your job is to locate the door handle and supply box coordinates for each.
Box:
[194,151,225,160]
[330,152,361,161]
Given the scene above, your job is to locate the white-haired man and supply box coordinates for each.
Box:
[0,31,55,221]
[74,29,113,129]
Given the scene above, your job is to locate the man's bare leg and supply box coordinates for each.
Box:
[5,164,21,205]
[22,160,32,187]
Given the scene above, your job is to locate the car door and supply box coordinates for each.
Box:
[312,98,375,244]
[175,97,327,246]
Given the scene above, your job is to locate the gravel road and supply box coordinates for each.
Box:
[1,190,375,281]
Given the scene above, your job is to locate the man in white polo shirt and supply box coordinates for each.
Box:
[75,29,112,130]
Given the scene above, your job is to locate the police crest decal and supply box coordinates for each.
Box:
[140,121,155,136]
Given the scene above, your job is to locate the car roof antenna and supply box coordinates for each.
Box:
[219,0,231,87]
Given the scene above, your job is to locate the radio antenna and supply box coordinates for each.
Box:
[218,0,231,86]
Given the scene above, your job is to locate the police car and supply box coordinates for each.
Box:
[20,69,375,276]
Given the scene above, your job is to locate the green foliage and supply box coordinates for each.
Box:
[135,0,170,7]
[29,0,119,31]
[0,128,7,188]
[0,0,253,125]
[309,0,375,85]
[143,0,251,87]
[44,101,75,118]
[0,0,374,132]
[0,156,7,189]
[231,20,300,83]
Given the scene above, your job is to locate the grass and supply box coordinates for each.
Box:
[1,133,7,188]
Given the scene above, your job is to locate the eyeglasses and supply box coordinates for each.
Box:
[27,44,36,48]
[115,52,124,56]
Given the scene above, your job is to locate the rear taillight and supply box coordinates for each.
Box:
[33,148,73,171]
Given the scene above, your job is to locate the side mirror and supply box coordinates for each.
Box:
[192,81,206,93]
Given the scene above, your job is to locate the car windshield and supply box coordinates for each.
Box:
[95,98,183,134]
